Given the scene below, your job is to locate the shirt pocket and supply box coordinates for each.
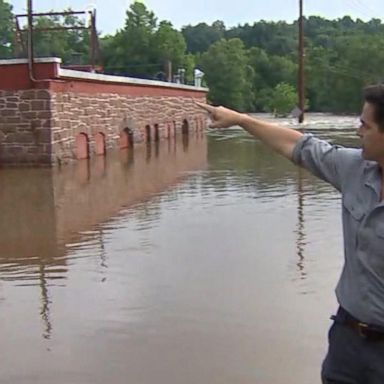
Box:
[367,216,384,277]
[374,218,384,239]
[343,194,365,222]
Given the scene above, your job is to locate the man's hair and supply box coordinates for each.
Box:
[363,84,384,132]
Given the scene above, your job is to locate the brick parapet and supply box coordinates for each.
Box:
[0,59,208,166]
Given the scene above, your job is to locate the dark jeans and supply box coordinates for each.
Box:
[321,320,384,384]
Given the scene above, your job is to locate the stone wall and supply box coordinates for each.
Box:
[50,92,206,165]
[0,89,52,165]
[0,58,208,166]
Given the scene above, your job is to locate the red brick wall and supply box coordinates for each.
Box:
[51,91,207,164]
[0,60,208,166]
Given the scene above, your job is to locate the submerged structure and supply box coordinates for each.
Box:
[0,58,208,166]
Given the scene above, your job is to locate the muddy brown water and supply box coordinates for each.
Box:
[0,114,360,384]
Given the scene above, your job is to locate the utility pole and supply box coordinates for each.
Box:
[165,60,172,82]
[27,0,36,82]
[298,0,305,123]
[89,9,97,71]
[27,0,34,61]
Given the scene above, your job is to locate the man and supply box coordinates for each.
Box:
[197,84,384,384]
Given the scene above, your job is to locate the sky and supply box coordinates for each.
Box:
[8,0,384,36]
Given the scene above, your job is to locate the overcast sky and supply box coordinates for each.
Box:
[8,0,384,35]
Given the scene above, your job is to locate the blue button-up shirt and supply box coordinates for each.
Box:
[292,134,384,326]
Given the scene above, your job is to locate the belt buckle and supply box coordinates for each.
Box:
[357,321,369,338]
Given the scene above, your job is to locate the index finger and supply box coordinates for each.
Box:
[195,101,216,113]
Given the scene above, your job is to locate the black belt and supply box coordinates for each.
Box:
[331,307,384,342]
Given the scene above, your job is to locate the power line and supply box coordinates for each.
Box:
[351,0,378,17]
[104,63,163,69]
[339,0,377,19]
[307,56,383,80]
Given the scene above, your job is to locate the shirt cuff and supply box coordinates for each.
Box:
[292,133,314,165]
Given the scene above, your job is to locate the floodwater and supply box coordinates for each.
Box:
[0,114,360,384]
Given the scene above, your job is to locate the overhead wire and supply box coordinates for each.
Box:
[350,0,378,17]
[306,54,384,80]
[339,0,377,19]
[302,0,384,81]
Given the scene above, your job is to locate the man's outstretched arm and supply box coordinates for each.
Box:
[197,103,303,160]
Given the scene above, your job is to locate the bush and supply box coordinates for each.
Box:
[267,82,298,117]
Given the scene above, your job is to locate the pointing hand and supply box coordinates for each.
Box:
[195,102,243,128]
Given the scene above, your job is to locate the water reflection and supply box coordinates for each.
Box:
[295,167,307,280]
[206,115,357,293]
[0,134,207,342]
[38,264,52,340]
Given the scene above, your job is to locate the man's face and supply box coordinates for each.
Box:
[357,102,384,164]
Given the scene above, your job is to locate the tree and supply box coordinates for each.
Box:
[201,38,253,111]
[0,0,14,58]
[265,82,298,116]
[32,11,89,63]
[182,21,224,54]
[152,21,187,78]
[102,2,190,81]
[226,20,297,56]
[5,3,384,114]
[330,34,384,113]
[247,47,297,111]
[182,53,196,84]
[102,1,158,78]
[305,45,337,111]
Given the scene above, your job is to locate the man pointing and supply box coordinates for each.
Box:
[197,84,384,384]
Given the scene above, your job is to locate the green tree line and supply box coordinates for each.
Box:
[1,0,384,114]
